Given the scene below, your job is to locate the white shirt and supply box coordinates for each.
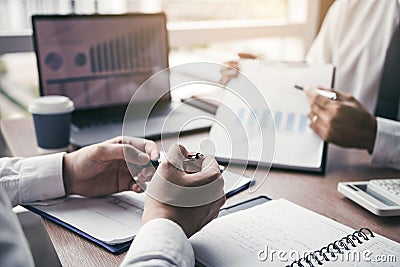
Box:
[307,0,400,169]
[0,153,194,267]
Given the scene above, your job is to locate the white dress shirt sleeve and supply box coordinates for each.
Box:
[120,218,195,267]
[371,117,400,170]
[0,153,66,206]
[0,185,35,267]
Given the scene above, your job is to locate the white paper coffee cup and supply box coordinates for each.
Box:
[29,96,74,150]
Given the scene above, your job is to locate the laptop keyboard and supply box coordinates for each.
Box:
[72,104,178,129]
[73,116,122,129]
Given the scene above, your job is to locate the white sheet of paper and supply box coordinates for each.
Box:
[190,199,400,266]
[209,60,335,170]
[31,192,145,244]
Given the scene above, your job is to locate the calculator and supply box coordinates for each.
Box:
[338,178,400,216]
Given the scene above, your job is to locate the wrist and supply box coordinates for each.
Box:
[142,205,190,236]
[366,117,377,153]
[142,206,174,225]
[62,153,74,195]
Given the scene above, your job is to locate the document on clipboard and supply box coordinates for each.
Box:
[22,170,252,254]
[209,60,335,173]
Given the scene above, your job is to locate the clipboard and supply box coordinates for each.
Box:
[209,60,335,173]
[23,195,269,254]
[22,171,255,254]
[22,204,132,254]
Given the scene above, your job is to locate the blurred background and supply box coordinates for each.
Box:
[0,0,334,154]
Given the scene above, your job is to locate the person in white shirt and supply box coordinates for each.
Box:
[222,0,400,170]
[305,0,400,170]
[0,136,225,267]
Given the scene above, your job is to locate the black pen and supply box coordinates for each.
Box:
[294,84,338,100]
[144,153,204,174]
[147,153,203,168]
[145,154,225,173]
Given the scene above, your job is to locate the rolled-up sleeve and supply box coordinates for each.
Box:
[371,117,400,170]
[120,218,195,267]
[0,153,66,206]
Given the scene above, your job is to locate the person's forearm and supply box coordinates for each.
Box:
[120,218,195,267]
[0,153,66,206]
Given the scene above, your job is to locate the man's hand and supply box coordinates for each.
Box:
[142,144,226,237]
[63,136,159,197]
[305,87,377,151]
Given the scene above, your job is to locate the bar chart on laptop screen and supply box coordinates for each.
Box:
[35,16,168,109]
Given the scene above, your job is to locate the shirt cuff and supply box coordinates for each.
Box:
[371,117,400,169]
[121,218,195,267]
[19,153,66,203]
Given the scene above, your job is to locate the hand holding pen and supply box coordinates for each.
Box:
[147,152,204,174]
[143,144,226,237]
[294,84,338,101]
[297,84,377,151]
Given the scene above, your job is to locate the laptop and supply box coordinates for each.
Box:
[32,14,213,147]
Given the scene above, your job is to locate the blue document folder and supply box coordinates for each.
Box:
[23,170,253,254]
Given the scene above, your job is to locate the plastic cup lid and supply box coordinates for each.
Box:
[29,96,74,115]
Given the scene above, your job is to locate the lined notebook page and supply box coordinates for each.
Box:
[189,199,400,266]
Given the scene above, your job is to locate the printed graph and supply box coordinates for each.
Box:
[235,108,309,133]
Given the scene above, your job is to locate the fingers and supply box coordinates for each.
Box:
[125,173,150,193]
[131,183,143,193]
[127,165,155,193]
[93,143,150,165]
[305,86,353,109]
[305,87,332,109]
[316,86,352,101]
[164,144,189,171]
[141,166,156,177]
[308,120,329,141]
[104,136,159,160]
[222,61,239,70]
[220,61,240,85]
[308,103,326,120]
[98,137,160,170]
[186,156,222,186]
[123,137,159,160]
[144,140,160,160]
[160,144,222,187]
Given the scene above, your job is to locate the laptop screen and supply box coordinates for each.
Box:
[32,14,169,111]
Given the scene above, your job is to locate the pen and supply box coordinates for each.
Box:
[294,84,338,100]
[145,153,225,173]
[149,159,162,168]
[147,153,204,168]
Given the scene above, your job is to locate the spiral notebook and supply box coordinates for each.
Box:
[190,199,400,266]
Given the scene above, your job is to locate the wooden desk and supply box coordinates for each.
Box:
[2,117,400,266]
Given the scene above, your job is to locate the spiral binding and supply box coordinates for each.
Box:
[287,228,375,267]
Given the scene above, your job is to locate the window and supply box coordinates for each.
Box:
[0,0,321,118]
[0,0,318,50]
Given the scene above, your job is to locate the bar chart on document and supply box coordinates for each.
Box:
[209,60,335,171]
[35,16,168,108]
